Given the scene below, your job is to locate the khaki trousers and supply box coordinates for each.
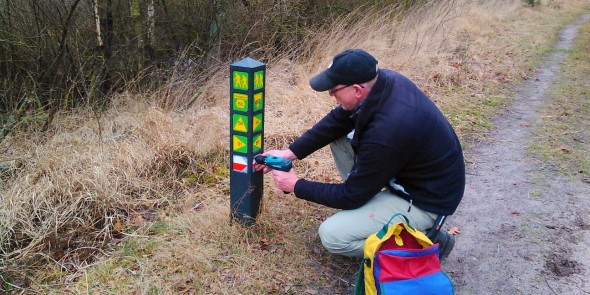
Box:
[318,136,439,257]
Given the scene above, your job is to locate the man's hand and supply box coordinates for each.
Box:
[271,169,299,193]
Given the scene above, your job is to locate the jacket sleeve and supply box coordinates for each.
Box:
[293,143,407,209]
[288,106,355,159]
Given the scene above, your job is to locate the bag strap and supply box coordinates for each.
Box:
[353,258,368,295]
[377,213,415,239]
[426,215,447,241]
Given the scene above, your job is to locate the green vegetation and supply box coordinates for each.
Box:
[529,22,590,180]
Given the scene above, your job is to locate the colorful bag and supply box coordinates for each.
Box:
[354,213,454,295]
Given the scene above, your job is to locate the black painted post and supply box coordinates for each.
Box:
[229,58,265,225]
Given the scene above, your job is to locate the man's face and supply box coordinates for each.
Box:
[329,84,362,111]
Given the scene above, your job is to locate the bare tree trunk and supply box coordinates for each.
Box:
[147,0,155,48]
[105,0,113,59]
[93,0,103,48]
[0,0,14,125]
[43,0,82,131]
[90,0,105,106]
[207,0,224,65]
[100,0,113,95]
[29,0,45,77]
[1,0,12,28]
[1,0,12,83]
[130,0,143,71]
[145,0,155,60]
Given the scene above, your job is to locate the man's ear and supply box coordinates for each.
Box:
[353,84,364,99]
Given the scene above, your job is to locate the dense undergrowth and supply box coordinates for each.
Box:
[0,0,424,139]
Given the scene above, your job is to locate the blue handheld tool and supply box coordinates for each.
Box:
[254,155,292,172]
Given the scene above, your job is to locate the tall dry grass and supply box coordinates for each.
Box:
[1,0,590,292]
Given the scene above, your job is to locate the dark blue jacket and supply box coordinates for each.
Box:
[289,69,465,215]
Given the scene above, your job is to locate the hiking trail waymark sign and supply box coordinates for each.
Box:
[229,57,265,225]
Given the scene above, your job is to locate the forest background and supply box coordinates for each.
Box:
[1,0,589,293]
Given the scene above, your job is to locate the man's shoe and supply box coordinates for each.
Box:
[434,230,455,260]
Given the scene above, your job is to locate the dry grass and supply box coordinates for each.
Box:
[2,0,590,293]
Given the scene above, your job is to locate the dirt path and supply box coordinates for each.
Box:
[444,13,590,295]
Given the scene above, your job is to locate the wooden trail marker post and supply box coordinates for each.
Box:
[229,57,265,225]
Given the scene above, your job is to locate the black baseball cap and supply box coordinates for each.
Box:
[309,49,379,92]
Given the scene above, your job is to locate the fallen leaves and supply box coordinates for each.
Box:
[129,214,146,227]
[113,219,124,234]
[447,227,461,235]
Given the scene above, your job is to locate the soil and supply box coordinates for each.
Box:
[444,13,590,295]
[315,13,590,295]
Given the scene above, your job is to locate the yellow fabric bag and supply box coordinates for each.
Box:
[354,213,454,295]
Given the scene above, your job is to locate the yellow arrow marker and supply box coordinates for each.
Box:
[253,115,262,132]
[253,134,262,152]
[233,135,248,153]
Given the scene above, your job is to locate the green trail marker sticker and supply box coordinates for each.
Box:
[233,93,248,112]
[233,71,249,90]
[253,92,264,112]
[254,70,264,90]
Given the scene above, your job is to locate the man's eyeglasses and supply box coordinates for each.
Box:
[329,85,351,95]
[328,84,364,95]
